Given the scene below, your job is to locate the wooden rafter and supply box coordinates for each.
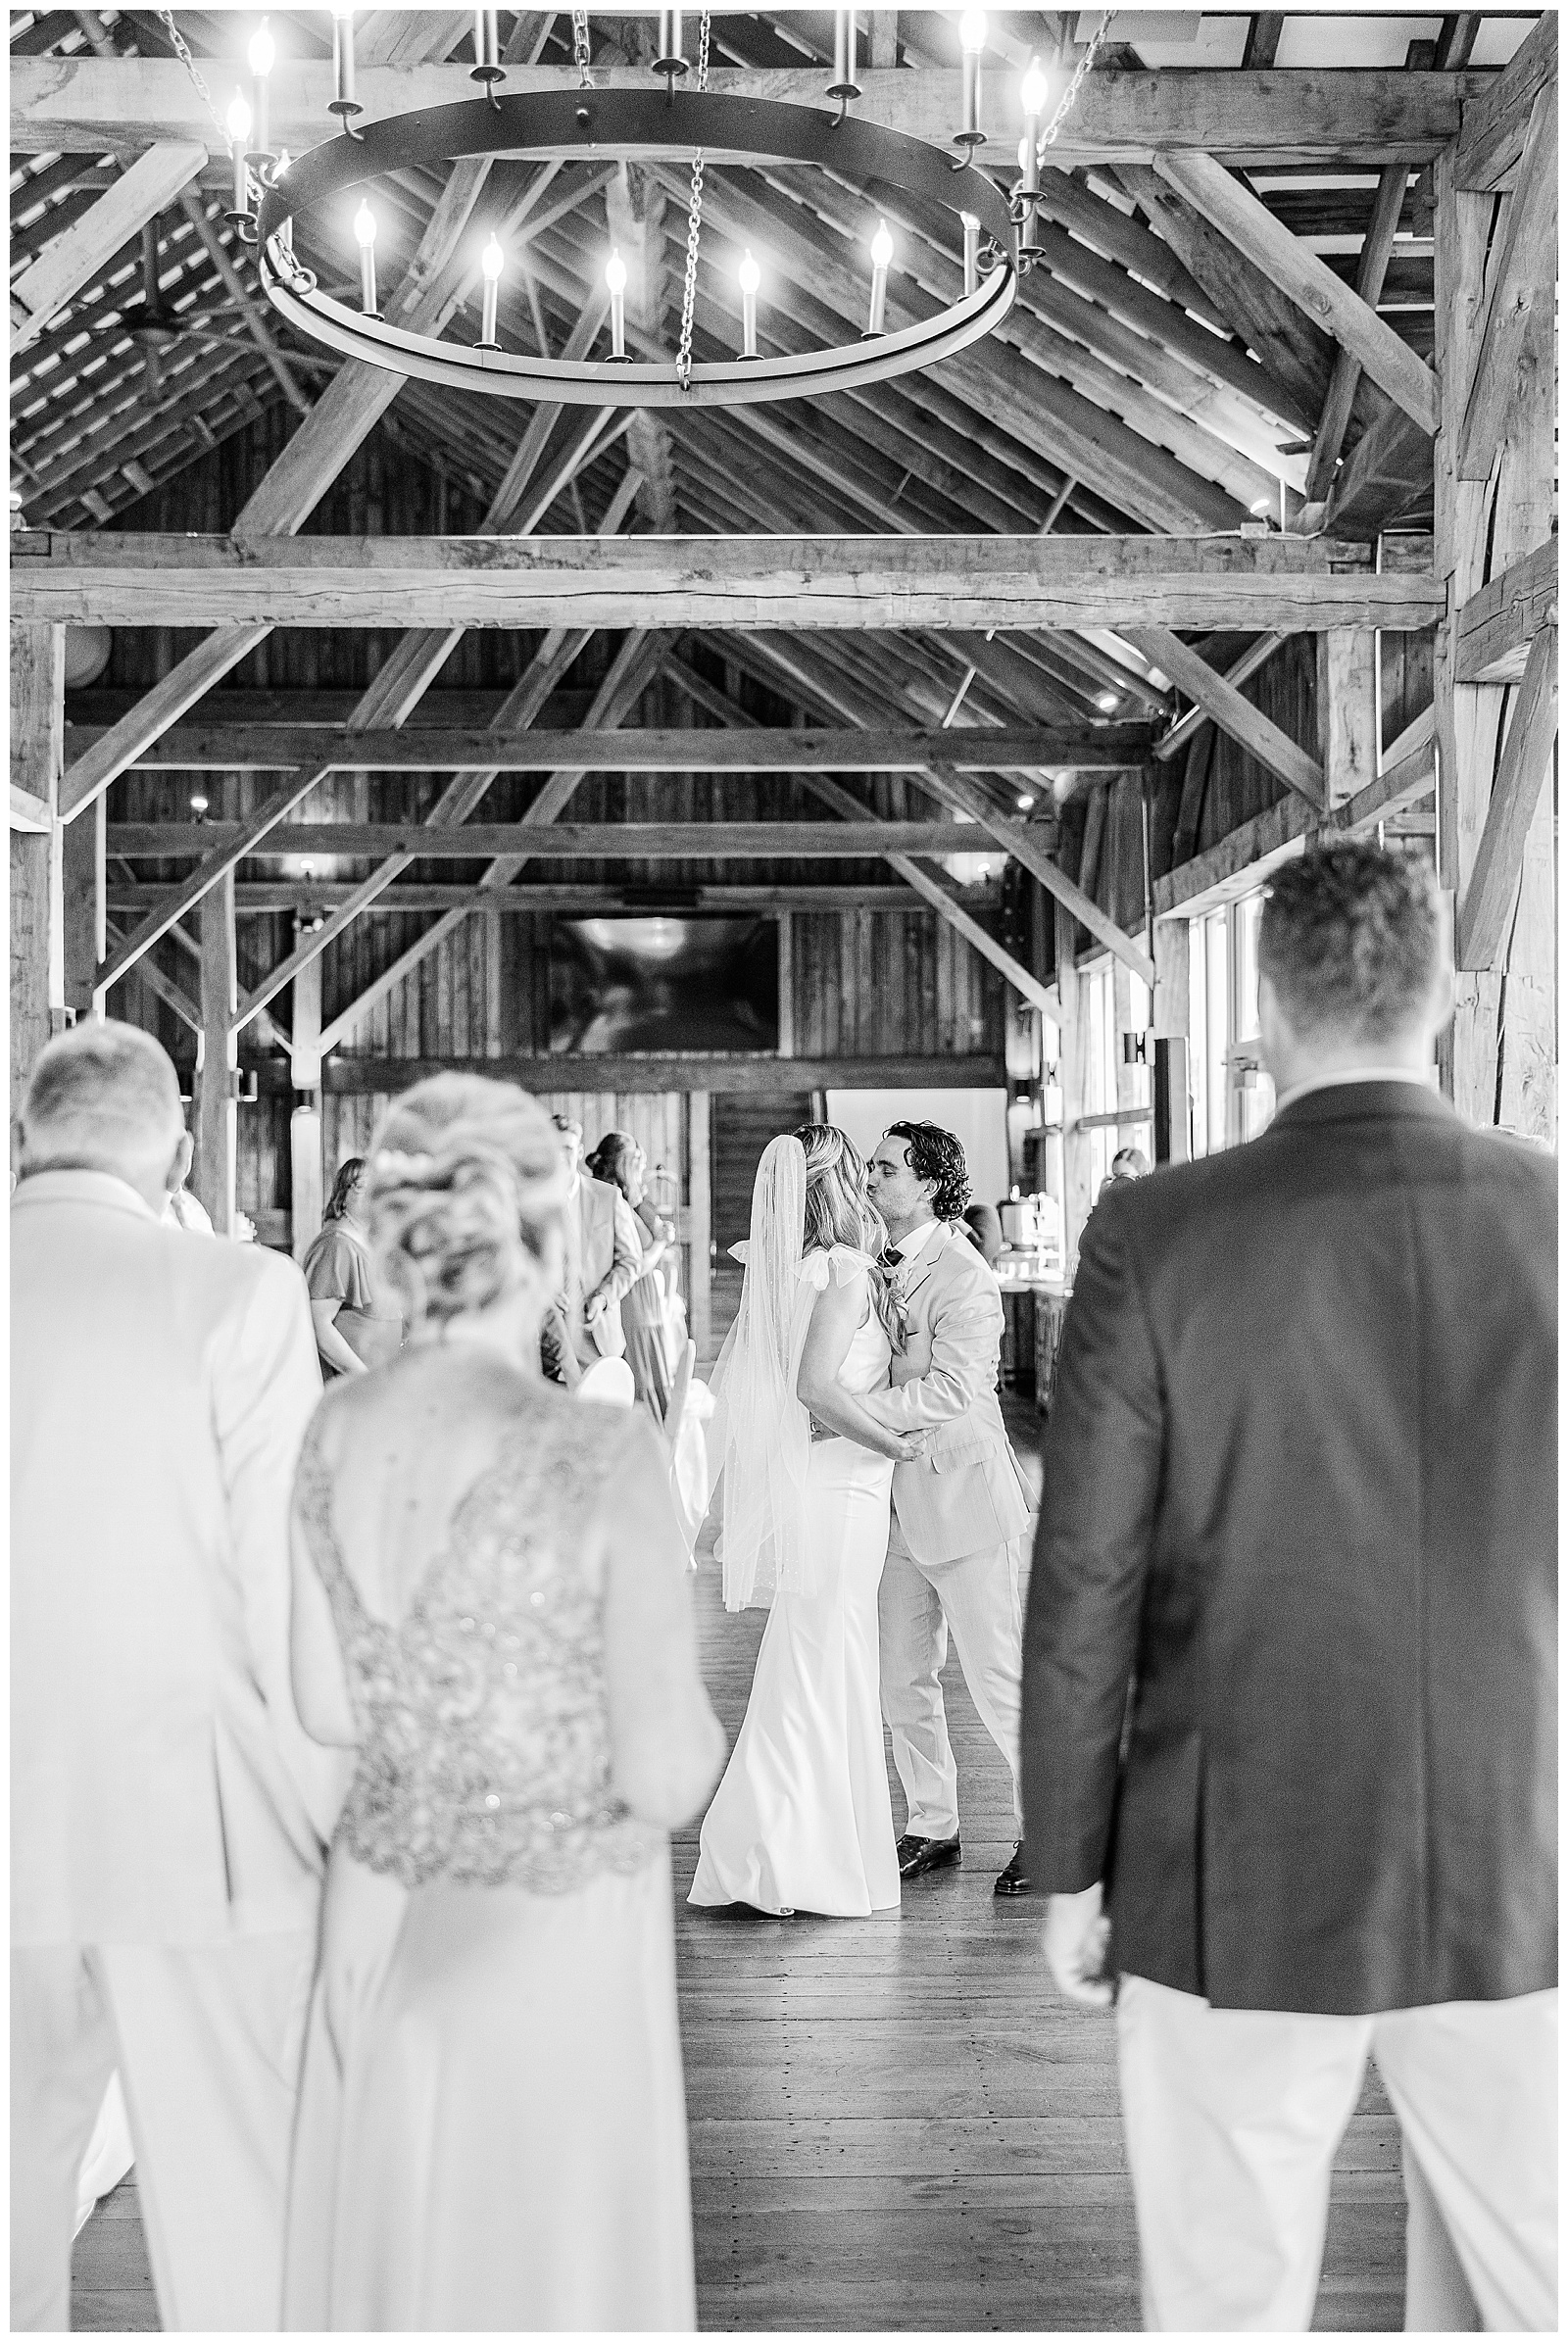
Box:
[10,60,1484,162]
[67,721,1154,776]
[17,533,1441,635]
[1152,152,1440,436]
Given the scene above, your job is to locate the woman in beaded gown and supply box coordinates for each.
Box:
[689,1128,924,1920]
[281,1075,725,2334]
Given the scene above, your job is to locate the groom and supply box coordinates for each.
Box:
[863,1123,1036,1894]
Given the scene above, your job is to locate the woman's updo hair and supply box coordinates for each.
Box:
[366,1075,569,1330]
[585,1129,638,1198]
[795,1123,887,1260]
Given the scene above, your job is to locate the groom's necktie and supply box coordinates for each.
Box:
[880,1245,904,1272]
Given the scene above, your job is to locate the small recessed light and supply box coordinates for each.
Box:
[1097,692,1118,712]
[1016,793,1036,810]
[1250,494,1273,517]
[189,792,209,812]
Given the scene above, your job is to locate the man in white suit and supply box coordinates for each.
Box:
[551,1114,642,1368]
[863,1123,1036,1894]
[11,1022,344,2331]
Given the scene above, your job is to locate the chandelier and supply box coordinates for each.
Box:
[234,10,1108,409]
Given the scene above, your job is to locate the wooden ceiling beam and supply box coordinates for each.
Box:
[70,722,1152,775]
[109,819,1057,859]
[18,533,1437,635]
[318,1051,1008,1098]
[10,60,1482,161]
[113,881,999,915]
[1152,151,1440,435]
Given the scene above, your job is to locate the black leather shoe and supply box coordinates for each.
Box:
[896,1832,962,1879]
[993,1842,1031,1896]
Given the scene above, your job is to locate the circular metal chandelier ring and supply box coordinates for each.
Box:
[255,88,1018,408]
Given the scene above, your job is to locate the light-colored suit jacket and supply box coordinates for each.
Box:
[863,1221,1034,1566]
[11,1171,344,1948]
[564,1175,642,1365]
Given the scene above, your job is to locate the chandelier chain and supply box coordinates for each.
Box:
[1037,9,1116,152]
[571,7,592,88]
[675,9,712,392]
[156,7,231,150]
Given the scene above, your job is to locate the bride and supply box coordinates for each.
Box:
[689,1126,923,1919]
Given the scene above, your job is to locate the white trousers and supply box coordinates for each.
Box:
[1117,1974,1558,2333]
[11,1932,315,2332]
[877,1516,1027,1840]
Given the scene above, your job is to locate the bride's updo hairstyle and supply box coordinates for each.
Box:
[367,1074,570,1332]
[794,1123,887,1260]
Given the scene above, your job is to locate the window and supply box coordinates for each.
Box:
[1083,961,1152,1199]
[1187,893,1275,1157]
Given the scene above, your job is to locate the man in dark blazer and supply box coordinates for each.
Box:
[1020,843,1555,2331]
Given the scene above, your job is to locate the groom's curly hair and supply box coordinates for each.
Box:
[887,1121,970,1222]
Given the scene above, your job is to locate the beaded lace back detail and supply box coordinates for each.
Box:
[295,1394,659,1892]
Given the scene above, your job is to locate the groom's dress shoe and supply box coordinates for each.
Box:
[896,1832,962,1879]
[993,1842,1031,1896]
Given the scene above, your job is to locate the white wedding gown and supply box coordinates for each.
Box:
[689,1286,900,1918]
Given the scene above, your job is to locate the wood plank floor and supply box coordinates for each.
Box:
[71,1400,1406,2331]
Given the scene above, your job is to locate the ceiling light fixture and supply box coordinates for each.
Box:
[241,7,1114,409]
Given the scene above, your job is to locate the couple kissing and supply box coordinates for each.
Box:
[690,1120,1036,1918]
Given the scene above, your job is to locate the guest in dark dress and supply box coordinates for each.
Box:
[301,1158,404,1379]
[585,1133,676,1421]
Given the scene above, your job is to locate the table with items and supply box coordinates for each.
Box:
[996,1255,1071,1416]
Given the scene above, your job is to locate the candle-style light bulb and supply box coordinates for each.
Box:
[479,231,504,347]
[957,8,986,148]
[330,2,360,122]
[738,247,760,360]
[270,147,292,253]
[960,209,981,297]
[1019,55,1047,199]
[866,218,894,337]
[226,91,252,216]
[655,8,687,82]
[354,198,378,316]
[248,19,274,154]
[606,248,629,361]
[471,6,504,84]
[829,9,859,103]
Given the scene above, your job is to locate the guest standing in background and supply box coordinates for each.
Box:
[163,1127,215,1236]
[551,1113,641,1371]
[1022,844,1556,2331]
[587,1130,677,1421]
[959,1200,1004,1269]
[283,1075,724,2330]
[11,1022,342,2332]
[302,1158,404,1379]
